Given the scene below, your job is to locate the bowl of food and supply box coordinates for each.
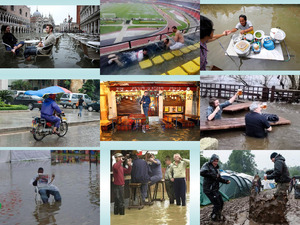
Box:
[254,30,265,40]
[270,28,286,43]
[234,40,251,57]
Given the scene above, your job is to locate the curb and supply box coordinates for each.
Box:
[0,120,99,134]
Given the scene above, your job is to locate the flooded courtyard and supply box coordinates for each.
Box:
[200,97,300,150]
[0,153,100,225]
[201,5,300,70]
[0,33,100,68]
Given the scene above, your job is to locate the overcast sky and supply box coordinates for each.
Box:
[28,5,77,25]
[202,150,300,171]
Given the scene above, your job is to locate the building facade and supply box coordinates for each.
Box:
[79,5,100,34]
[30,9,55,33]
[0,5,30,33]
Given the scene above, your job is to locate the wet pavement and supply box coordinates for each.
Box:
[201,5,300,70]
[200,97,300,150]
[0,153,99,225]
[111,183,190,225]
[0,33,99,68]
[0,108,100,132]
[101,120,200,141]
[0,123,99,147]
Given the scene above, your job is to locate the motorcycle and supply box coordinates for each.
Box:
[31,113,68,141]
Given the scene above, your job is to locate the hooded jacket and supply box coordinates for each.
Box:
[200,154,229,194]
[41,98,62,116]
[267,154,291,183]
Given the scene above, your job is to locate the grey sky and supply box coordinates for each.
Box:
[28,5,77,25]
[202,150,300,171]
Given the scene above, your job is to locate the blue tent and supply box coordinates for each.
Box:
[24,86,71,97]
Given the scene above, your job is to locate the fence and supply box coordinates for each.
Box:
[200,82,300,103]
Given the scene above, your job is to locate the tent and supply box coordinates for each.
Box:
[0,151,51,163]
[201,171,253,206]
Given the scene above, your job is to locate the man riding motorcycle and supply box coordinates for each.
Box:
[41,94,64,134]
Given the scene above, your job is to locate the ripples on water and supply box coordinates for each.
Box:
[0,154,100,225]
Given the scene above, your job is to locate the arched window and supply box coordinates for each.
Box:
[20,9,22,15]
[25,12,28,17]
[11,6,14,11]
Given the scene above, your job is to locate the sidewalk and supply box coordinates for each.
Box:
[0,108,99,134]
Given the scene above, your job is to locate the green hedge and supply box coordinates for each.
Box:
[0,105,28,110]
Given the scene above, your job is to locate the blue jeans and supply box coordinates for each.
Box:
[79,105,83,117]
[41,114,61,128]
[5,41,24,54]
[150,174,162,185]
[24,46,37,58]
[143,106,149,118]
[39,189,61,203]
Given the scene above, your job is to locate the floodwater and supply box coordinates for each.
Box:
[0,33,99,68]
[201,5,300,70]
[101,120,200,141]
[100,32,200,75]
[200,97,300,150]
[111,182,190,225]
[0,153,99,225]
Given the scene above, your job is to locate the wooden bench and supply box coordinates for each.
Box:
[152,179,165,202]
[200,117,291,131]
[177,119,195,128]
[100,121,112,131]
[128,183,144,210]
[161,119,173,129]
[223,102,252,113]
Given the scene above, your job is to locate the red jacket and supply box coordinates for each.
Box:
[113,160,132,186]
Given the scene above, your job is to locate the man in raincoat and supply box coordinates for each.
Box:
[200,154,230,221]
[41,94,62,134]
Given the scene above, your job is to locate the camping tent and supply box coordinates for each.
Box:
[0,151,50,162]
[201,171,253,206]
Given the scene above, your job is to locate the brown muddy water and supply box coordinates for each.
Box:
[111,181,190,225]
[201,5,300,70]
[0,154,99,225]
[200,97,300,150]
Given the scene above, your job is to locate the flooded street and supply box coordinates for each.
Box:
[201,5,300,70]
[200,97,300,149]
[0,153,99,225]
[111,182,190,225]
[101,121,200,141]
[0,33,99,68]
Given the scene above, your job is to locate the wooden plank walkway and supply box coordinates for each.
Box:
[200,117,291,131]
[223,102,252,112]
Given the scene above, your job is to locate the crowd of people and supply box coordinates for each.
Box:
[112,151,189,216]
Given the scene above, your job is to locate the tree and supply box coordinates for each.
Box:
[0,90,13,103]
[79,80,99,100]
[10,80,31,90]
[288,166,300,177]
[200,151,209,167]
[224,150,257,175]
[156,150,190,168]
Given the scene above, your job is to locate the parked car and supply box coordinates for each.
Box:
[11,90,26,98]
[11,95,43,110]
[86,101,100,112]
[60,93,92,109]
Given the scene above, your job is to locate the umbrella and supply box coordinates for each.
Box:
[24,86,72,97]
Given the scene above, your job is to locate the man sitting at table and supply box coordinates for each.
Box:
[245,102,272,138]
[206,91,239,121]
[2,25,24,55]
[24,24,56,61]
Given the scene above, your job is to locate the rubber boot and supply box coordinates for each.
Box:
[119,207,125,215]
[114,206,119,215]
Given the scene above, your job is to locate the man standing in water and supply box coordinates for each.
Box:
[206,91,239,120]
[201,154,230,221]
[265,152,291,201]
[229,14,254,35]
[140,91,151,124]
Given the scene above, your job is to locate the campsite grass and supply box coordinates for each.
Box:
[100,26,123,34]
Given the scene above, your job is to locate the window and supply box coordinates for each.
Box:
[19,9,22,15]
[61,94,69,98]
[10,6,14,11]
[72,94,78,99]
[25,12,27,17]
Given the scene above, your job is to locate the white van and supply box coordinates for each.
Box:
[60,93,92,109]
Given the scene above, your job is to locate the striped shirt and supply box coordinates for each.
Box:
[200,41,208,71]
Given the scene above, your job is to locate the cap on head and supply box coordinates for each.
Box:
[49,94,56,100]
[270,152,278,159]
[114,153,123,158]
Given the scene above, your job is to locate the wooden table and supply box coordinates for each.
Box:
[223,102,252,113]
[165,114,183,129]
[200,117,291,131]
[185,114,200,126]
[24,40,40,46]
[129,114,146,130]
